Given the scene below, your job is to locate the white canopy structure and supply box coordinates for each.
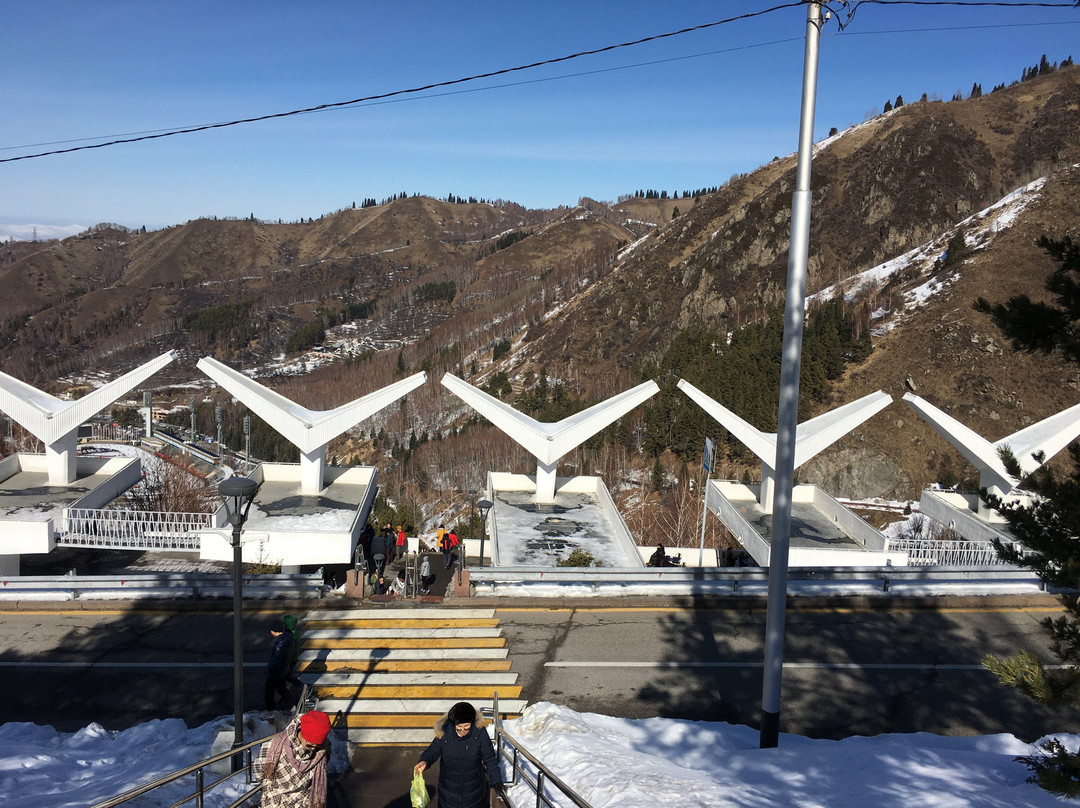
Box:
[678,380,892,512]
[197,357,426,493]
[441,374,659,503]
[0,350,177,485]
[902,393,1080,499]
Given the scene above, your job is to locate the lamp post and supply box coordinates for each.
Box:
[477,499,493,568]
[219,476,259,766]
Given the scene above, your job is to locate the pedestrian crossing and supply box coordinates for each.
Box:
[297,608,525,745]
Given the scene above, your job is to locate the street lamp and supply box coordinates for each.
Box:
[219,476,259,766]
[477,499,493,568]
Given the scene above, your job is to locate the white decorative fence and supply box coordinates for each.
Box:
[60,508,214,551]
[886,537,1013,567]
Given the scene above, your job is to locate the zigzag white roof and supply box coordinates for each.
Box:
[197,357,426,452]
[441,373,659,464]
[903,393,1080,494]
[677,379,892,469]
[0,350,177,443]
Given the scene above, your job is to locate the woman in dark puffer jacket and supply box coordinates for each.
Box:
[414,702,506,808]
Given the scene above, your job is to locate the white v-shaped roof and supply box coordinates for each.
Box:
[197,357,426,452]
[441,373,659,464]
[903,393,1080,494]
[0,350,177,444]
[678,379,892,469]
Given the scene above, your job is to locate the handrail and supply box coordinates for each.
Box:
[489,693,593,808]
[92,685,320,808]
[90,733,266,808]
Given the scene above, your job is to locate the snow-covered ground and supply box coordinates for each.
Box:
[3,703,1074,807]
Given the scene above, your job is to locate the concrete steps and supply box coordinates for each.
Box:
[297,608,525,745]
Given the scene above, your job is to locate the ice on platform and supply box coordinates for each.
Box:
[488,473,642,568]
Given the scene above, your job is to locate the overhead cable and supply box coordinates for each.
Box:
[0,3,804,164]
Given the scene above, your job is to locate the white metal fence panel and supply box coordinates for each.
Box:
[886,537,1010,567]
[60,508,214,551]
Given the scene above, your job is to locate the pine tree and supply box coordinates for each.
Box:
[975,235,1080,797]
[894,94,904,108]
[884,100,893,113]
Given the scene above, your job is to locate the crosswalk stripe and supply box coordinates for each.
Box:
[315,685,522,699]
[298,607,524,745]
[318,697,528,714]
[304,628,503,639]
[308,609,496,620]
[300,659,512,673]
[304,619,500,630]
[305,638,506,650]
[308,672,519,686]
[302,648,508,661]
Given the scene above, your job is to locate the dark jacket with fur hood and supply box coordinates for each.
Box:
[418,710,501,808]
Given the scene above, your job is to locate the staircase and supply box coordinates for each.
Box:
[297,608,526,745]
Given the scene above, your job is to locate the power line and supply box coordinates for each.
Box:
[0,3,805,164]
[2,0,1074,163]
[826,0,1079,29]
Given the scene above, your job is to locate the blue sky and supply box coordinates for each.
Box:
[2,1,1077,240]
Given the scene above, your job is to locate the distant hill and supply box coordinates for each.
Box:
[2,65,1078,506]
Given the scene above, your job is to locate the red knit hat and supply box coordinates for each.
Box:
[300,711,331,744]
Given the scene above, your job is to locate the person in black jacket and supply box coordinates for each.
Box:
[414,702,505,808]
[264,620,294,711]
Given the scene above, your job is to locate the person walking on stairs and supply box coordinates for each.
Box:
[414,701,506,808]
[254,710,332,808]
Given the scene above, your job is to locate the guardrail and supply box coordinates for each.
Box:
[0,571,325,601]
[468,565,1044,595]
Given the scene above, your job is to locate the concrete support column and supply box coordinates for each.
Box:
[300,446,326,495]
[535,460,558,504]
[759,465,777,514]
[46,432,78,486]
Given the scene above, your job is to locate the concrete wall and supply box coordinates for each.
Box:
[920,490,1017,545]
[636,546,719,566]
[200,463,376,567]
[70,457,141,510]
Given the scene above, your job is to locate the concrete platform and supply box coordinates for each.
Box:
[707,480,904,567]
[199,463,376,567]
[487,472,642,568]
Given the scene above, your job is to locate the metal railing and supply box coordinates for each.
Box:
[90,733,265,808]
[886,537,1016,566]
[0,571,325,600]
[469,564,1043,594]
[91,688,322,808]
[489,694,593,808]
[61,507,215,551]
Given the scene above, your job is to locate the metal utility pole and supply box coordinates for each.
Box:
[760,0,824,749]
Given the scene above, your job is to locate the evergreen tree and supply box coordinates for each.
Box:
[975,236,1080,797]
[883,100,893,113]
[894,94,904,108]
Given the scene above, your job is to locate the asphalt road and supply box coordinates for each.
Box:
[0,595,1074,743]
[493,598,1077,741]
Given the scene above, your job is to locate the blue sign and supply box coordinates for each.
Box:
[703,437,716,473]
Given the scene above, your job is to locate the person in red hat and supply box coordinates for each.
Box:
[254,710,332,808]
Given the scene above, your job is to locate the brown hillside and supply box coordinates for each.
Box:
[525,67,1080,376]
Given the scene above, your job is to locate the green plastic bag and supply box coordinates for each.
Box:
[410,770,430,808]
